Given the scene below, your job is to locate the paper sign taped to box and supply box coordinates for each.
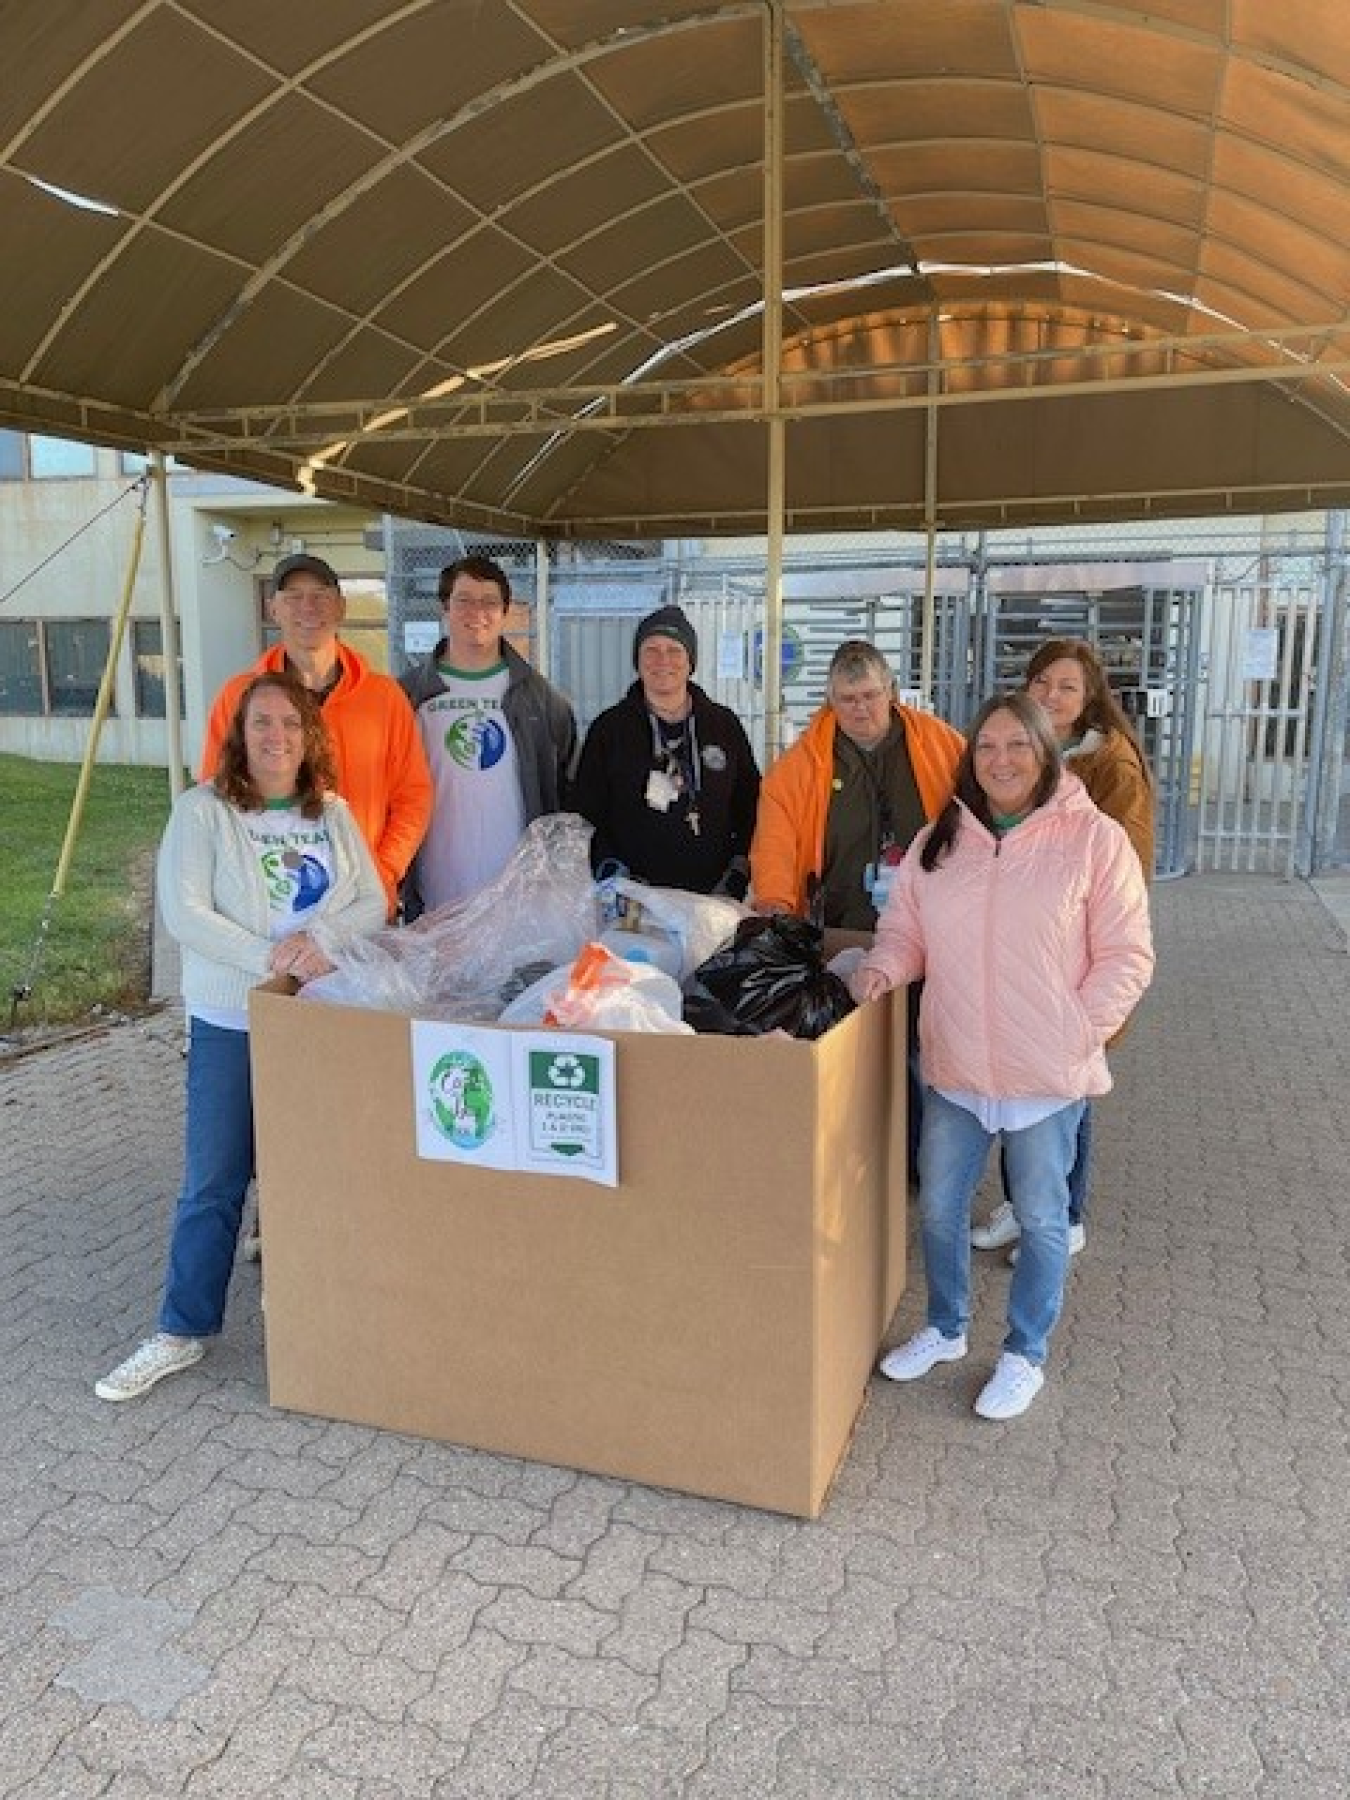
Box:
[410,1023,618,1186]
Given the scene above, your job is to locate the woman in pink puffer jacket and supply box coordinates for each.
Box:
[852,692,1154,1422]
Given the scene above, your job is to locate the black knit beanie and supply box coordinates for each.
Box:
[632,604,698,672]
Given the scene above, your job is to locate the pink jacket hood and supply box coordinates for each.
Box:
[860,772,1154,1100]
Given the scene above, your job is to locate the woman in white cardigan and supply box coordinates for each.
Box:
[97,671,387,1402]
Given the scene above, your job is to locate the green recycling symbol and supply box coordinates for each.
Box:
[548,1053,586,1089]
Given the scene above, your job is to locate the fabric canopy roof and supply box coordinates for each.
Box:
[2,0,1348,537]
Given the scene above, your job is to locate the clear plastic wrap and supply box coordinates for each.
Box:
[303,813,746,1023]
[306,813,597,1017]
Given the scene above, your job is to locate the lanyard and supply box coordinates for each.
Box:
[840,732,895,852]
[648,707,701,798]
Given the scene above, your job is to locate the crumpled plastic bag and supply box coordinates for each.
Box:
[499,942,692,1034]
[597,877,745,979]
[305,814,597,1016]
[299,931,437,1014]
[684,914,856,1041]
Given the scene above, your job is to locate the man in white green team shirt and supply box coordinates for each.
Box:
[400,554,578,917]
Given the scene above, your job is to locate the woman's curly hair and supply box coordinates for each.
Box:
[212,671,337,818]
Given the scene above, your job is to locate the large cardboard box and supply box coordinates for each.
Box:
[249,982,907,1518]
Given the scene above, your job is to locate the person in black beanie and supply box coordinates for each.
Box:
[571,604,761,895]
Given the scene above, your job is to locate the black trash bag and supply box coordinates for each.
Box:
[684,914,855,1040]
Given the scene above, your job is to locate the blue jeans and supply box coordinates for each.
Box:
[917,1087,1085,1366]
[158,1018,255,1338]
[1000,1101,1093,1227]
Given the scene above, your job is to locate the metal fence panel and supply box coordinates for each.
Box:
[383,514,1350,875]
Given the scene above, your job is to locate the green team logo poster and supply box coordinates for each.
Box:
[413,1025,516,1171]
[411,1023,617,1186]
[428,1050,495,1149]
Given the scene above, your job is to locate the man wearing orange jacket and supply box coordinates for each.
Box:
[199,555,431,918]
[752,639,962,1180]
[751,640,963,928]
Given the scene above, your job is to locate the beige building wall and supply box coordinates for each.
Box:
[0,437,380,770]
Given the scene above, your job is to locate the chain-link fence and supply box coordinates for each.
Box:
[384,512,1350,876]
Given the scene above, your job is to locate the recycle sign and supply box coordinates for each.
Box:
[547,1053,587,1089]
[528,1049,603,1162]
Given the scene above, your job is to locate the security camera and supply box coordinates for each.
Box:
[210,523,237,543]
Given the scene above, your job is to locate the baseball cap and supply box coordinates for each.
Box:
[273,553,341,590]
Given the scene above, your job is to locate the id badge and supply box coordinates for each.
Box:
[867,844,905,910]
[645,769,680,812]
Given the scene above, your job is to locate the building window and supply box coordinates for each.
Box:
[0,431,24,480]
[28,435,98,479]
[120,449,191,475]
[44,620,111,715]
[0,620,43,713]
[131,619,184,718]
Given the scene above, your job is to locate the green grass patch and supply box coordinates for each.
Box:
[1,754,173,1029]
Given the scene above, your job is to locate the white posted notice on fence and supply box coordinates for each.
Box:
[410,1023,618,1186]
[1242,626,1279,683]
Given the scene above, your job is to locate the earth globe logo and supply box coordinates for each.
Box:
[429,1051,494,1149]
[444,713,507,771]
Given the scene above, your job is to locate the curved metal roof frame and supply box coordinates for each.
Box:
[2,0,1349,537]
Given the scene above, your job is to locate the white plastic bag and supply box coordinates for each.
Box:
[604,879,744,978]
[500,942,692,1034]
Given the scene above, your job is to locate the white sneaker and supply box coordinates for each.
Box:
[879,1326,968,1382]
[1007,1223,1086,1267]
[970,1201,1020,1251]
[974,1352,1044,1420]
[95,1334,205,1402]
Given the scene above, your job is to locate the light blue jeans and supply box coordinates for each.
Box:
[917,1087,1086,1366]
[1000,1100,1093,1226]
[158,1018,255,1338]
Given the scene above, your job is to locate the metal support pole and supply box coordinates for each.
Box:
[1300,510,1348,876]
[533,538,552,679]
[150,450,186,799]
[51,486,150,898]
[919,306,940,707]
[761,0,786,759]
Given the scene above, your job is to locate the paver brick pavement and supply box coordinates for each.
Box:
[2,872,1349,1796]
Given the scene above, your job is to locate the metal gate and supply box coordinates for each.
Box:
[551,578,763,751]
[1192,572,1327,875]
[383,515,1350,878]
[976,566,1206,879]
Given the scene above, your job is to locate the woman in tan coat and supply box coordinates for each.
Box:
[971,639,1155,1262]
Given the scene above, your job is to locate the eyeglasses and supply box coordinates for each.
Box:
[832,687,889,709]
[443,594,504,616]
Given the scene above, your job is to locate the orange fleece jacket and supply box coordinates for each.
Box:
[199,641,431,915]
[750,704,964,915]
